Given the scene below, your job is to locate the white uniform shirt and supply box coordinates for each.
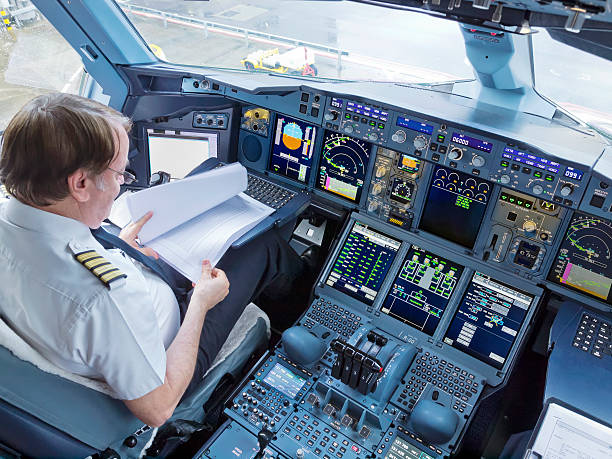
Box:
[0,199,180,400]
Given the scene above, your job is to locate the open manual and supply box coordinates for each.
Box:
[109,163,273,282]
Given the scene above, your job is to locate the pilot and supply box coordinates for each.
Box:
[0,93,304,427]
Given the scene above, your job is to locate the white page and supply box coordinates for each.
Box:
[528,403,612,459]
[108,190,133,228]
[147,193,274,281]
[125,163,247,244]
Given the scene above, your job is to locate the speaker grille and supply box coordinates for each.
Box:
[241,134,262,162]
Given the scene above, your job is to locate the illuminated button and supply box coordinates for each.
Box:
[438,145,447,154]
[344,114,351,119]
[431,153,440,162]
[378,123,385,129]
[430,143,438,151]
[545,174,554,181]
[500,160,509,167]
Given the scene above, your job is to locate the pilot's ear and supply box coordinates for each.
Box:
[67,168,92,203]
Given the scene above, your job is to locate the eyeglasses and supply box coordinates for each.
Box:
[107,167,136,185]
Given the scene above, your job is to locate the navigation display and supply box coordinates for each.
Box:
[548,213,612,304]
[262,363,306,399]
[326,221,401,305]
[317,131,373,202]
[381,246,464,335]
[419,165,491,248]
[444,272,535,369]
[269,115,317,183]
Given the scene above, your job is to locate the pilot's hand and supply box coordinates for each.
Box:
[192,260,230,311]
[119,211,159,259]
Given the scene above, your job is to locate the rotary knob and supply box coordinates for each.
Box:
[560,184,573,197]
[448,147,463,161]
[523,220,537,234]
[499,174,511,185]
[324,111,339,121]
[369,133,378,142]
[472,155,485,167]
[368,200,380,212]
[392,130,407,143]
[375,165,388,178]
[372,183,384,196]
[532,184,544,195]
[413,135,428,150]
[344,125,354,134]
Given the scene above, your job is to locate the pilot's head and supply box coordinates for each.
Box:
[0,93,132,228]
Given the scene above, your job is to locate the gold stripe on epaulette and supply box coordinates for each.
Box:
[74,250,127,289]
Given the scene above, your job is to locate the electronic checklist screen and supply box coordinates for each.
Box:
[381,246,464,336]
[269,115,317,183]
[146,129,217,179]
[443,272,535,369]
[326,222,401,305]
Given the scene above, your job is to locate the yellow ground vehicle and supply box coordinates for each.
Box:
[241,46,318,76]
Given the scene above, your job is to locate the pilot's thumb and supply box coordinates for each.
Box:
[200,260,212,280]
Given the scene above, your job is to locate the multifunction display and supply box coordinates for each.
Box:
[444,272,534,369]
[548,213,612,304]
[269,115,317,183]
[381,246,464,335]
[326,221,401,305]
[384,436,435,459]
[317,131,373,202]
[420,166,491,248]
[262,363,306,399]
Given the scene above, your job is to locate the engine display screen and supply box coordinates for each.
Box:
[419,165,491,248]
[548,212,612,304]
[397,153,421,175]
[326,221,401,305]
[262,363,306,399]
[317,131,373,202]
[269,115,317,183]
[444,272,535,369]
[381,246,464,336]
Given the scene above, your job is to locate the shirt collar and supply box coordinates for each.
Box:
[5,198,94,242]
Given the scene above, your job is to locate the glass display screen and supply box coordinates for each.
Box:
[396,117,433,135]
[548,212,612,304]
[384,436,435,459]
[326,221,401,305]
[317,131,374,202]
[451,132,492,153]
[269,115,317,183]
[381,246,464,336]
[397,153,421,175]
[564,166,584,181]
[419,165,491,248]
[444,272,535,369]
[262,363,306,399]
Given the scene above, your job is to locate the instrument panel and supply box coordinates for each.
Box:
[180,79,611,459]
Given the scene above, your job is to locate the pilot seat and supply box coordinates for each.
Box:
[0,303,270,458]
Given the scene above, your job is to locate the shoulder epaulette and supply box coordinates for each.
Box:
[74,249,127,289]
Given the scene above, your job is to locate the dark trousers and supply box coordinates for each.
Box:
[179,227,303,397]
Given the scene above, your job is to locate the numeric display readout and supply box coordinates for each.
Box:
[326,222,401,305]
[380,246,463,335]
[444,272,534,369]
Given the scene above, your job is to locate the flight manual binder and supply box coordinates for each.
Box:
[110,163,273,282]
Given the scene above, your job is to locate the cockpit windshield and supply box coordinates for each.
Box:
[118,0,612,135]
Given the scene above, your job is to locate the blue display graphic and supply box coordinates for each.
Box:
[396,117,434,135]
[317,131,373,202]
[503,147,560,173]
[326,221,401,305]
[262,363,306,399]
[451,132,492,153]
[269,115,317,183]
[564,166,584,181]
[381,246,464,336]
[443,272,534,369]
[419,166,491,248]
